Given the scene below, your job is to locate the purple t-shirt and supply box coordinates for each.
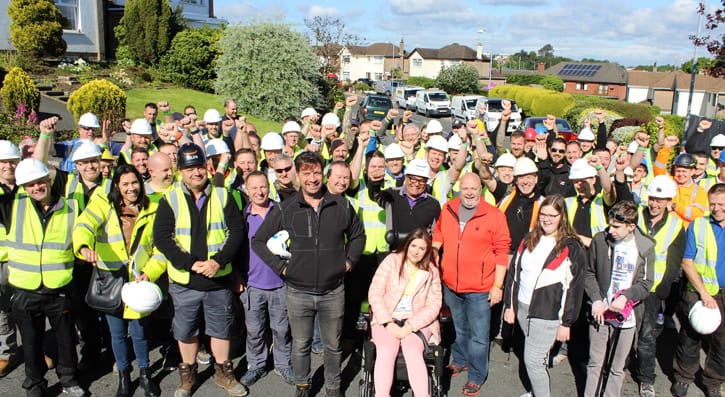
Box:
[246,202,285,289]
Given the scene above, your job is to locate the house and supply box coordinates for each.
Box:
[407,43,492,83]
[339,42,405,82]
[543,62,628,100]
[0,0,224,61]
[627,70,725,117]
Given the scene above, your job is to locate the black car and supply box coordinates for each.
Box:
[361,95,392,121]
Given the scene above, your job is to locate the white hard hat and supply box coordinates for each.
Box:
[426,120,443,134]
[0,140,20,160]
[121,281,163,314]
[578,127,595,141]
[689,300,722,335]
[494,153,517,168]
[425,135,448,153]
[627,141,640,154]
[282,121,301,134]
[383,143,405,160]
[321,113,340,127]
[130,119,153,135]
[260,133,284,151]
[15,158,49,186]
[78,112,100,129]
[71,139,102,162]
[205,138,230,157]
[203,108,222,123]
[405,158,430,178]
[447,134,462,151]
[569,158,597,179]
[711,134,725,147]
[646,175,677,199]
[266,230,291,259]
[623,166,634,177]
[513,157,538,176]
[301,107,318,119]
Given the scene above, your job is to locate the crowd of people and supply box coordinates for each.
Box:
[0,94,723,397]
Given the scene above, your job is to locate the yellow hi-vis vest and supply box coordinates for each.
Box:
[565,193,607,236]
[689,216,721,296]
[164,186,231,285]
[7,195,76,290]
[120,144,158,165]
[430,169,451,206]
[353,180,387,255]
[0,224,7,262]
[499,190,545,231]
[637,209,684,292]
[65,172,111,211]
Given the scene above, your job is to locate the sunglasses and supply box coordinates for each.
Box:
[609,212,632,224]
[712,146,724,151]
[275,166,293,173]
[550,148,566,154]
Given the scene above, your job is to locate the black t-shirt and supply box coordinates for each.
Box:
[504,192,540,254]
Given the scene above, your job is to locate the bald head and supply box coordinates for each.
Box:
[460,172,482,209]
[148,152,173,189]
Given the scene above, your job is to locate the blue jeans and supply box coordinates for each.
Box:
[286,284,344,388]
[105,314,150,371]
[443,284,491,385]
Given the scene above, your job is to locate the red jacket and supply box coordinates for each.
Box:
[433,197,511,293]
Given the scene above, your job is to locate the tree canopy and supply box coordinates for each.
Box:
[435,64,480,95]
[116,0,183,65]
[7,0,66,67]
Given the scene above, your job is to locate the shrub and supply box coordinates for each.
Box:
[435,64,479,95]
[0,66,40,115]
[67,79,126,131]
[158,27,222,92]
[407,76,436,89]
[7,0,66,67]
[0,104,37,143]
[530,92,575,117]
[118,0,183,65]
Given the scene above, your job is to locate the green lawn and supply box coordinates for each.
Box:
[124,87,282,134]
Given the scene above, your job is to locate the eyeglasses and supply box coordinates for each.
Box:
[550,148,566,154]
[407,176,427,185]
[539,212,560,220]
[274,166,293,174]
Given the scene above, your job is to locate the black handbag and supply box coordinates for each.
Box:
[85,266,125,316]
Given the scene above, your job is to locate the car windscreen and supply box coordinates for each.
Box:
[487,100,519,112]
[368,98,391,107]
[465,99,478,108]
[428,93,448,101]
[405,89,420,97]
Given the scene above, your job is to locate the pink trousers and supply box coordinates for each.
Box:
[371,324,430,397]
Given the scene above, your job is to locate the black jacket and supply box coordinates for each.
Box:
[537,159,576,197]
[251,189,365,293]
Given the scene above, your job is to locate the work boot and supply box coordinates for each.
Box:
[670,382,689,397]
[214,360,248,397]
[294,384,311,397]
[116,367,131,397]
[0,357,10,378]
[174,362,198,397]
[139,367,161,397]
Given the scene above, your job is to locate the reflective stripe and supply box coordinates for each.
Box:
[638,208,683,291]
[431,171,451,206]
[500,191,544,231]
[8,262,73,271]
[565,194,607,235]
[355,181,387,254]
[690,217,720,295]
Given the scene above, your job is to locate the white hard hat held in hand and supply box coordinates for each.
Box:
[267,230,291,259]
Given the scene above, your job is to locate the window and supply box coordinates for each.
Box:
[342,72,350,80]
[342,55,350,63]
[182,0,206,4]
[374,72,383,80]
[576,82,588,91]
[55,0,79,31]
[373,56,384,65]
[412,58,422,67]
[598,84,609,95]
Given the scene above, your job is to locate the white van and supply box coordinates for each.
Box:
[476,97,522,134]
[451,95,486,121]
[395,86,424,109]
[415,90,451,117]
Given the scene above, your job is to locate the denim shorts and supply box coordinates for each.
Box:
[169,283,234,341]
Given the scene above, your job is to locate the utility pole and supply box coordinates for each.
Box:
[685,0,705,136]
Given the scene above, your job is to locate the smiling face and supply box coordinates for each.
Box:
[0,159,18,184]
[459,173,482,209]
[406,238,428,265]
[326,163,351,195]
[673,166,693,185]
[298,163,323,196]
[273,157,295,186]
[366,156,386,181]
[647,197,670,218]
[180,165,207,191]
[549,142,566,164]
[246,173,270,207]
[131,151,149,175]
[426,148,445,171]
[75,157,101,182]
[24,176,51,204]
[538,204,561,236]
[515,173,538,196]
[405,175,427,199]
[117,172,141,206]
[386,157,403,175]
[510,136,525,158]
[566,142,582,164]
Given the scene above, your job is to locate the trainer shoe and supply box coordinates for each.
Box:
[240,367,267,387]
[274,366,295,385]
[196,349,212,365]
[61,385,88,397]
[639,383,656,397]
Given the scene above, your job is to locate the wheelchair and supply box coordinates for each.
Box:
[356,302,448,397]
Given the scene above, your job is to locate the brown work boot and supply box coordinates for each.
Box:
[0,357,10,378]
[214,360,248,397]
[174,362,198,397]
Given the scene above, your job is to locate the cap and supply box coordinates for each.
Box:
[350,119,360,127]
[260,133,284,151]
[578,127,595,141]
[301,107,318,119]
[78,113,100,129]
[203,108,222,123]
[513,157,538,176]
[383,143,405,160]
[171,112,184,121]
[494,153,517,168]
[646,175,677,199]
[451,119,464,129]
[205,138,230,157]
[71,140,102,162]
[405,158,430,178]
[569,158,598,179]
[425,135,448,152]
[130,119,153,135]
[281,121,301,134]
[426,120,443,134]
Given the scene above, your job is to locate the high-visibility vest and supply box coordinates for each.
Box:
[65,172,111,211]
[353,180,387,255]
[164,186,231,285]
[499,190,545,231]
[0,225,7,263]
[706,157,718,178]
[565,193,607,236]
[637,209,684,292]
[120,144,158,165]
[430,169,451,206]
[7,195,76,290]
[689,216,720,296]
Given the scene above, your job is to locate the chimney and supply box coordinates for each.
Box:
[537,62,545,73]
[477,43,483,60]
[399,38,404,58]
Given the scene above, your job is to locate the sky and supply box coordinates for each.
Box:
[212,0,723,68]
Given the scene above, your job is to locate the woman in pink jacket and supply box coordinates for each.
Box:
[368,228,442,397]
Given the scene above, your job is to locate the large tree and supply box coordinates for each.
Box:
[116,0,183,65]
[435,64,480,95]
[158,27,222,92]
[692,1,725,76]
[7,0,66,67]
[215,22,324,122]
[305,16,362,74]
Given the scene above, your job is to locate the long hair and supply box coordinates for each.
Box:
[108,164,149,215]
[525,195,579,254]
[393,228,433,277]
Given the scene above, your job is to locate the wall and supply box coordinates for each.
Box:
[563,81,626,100]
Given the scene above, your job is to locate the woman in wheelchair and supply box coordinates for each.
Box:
[368,228,442,397]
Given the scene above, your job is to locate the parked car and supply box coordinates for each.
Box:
[374,80,404,96]
[361,95,392,120]
[451,95,486,121]
[415,90,451,117]
[477,98,522,134]
[395,86,424,109]
[518,117,577,142]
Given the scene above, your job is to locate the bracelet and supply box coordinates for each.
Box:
[638,147,647,152]
[218,162,227,169]
[99,143,107,149]
[474,136,481,141]
[595,164,603,171]
[493,282,503,289]
[190,128,200,134]
[40,133,51,139]
[484,138,491,144]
